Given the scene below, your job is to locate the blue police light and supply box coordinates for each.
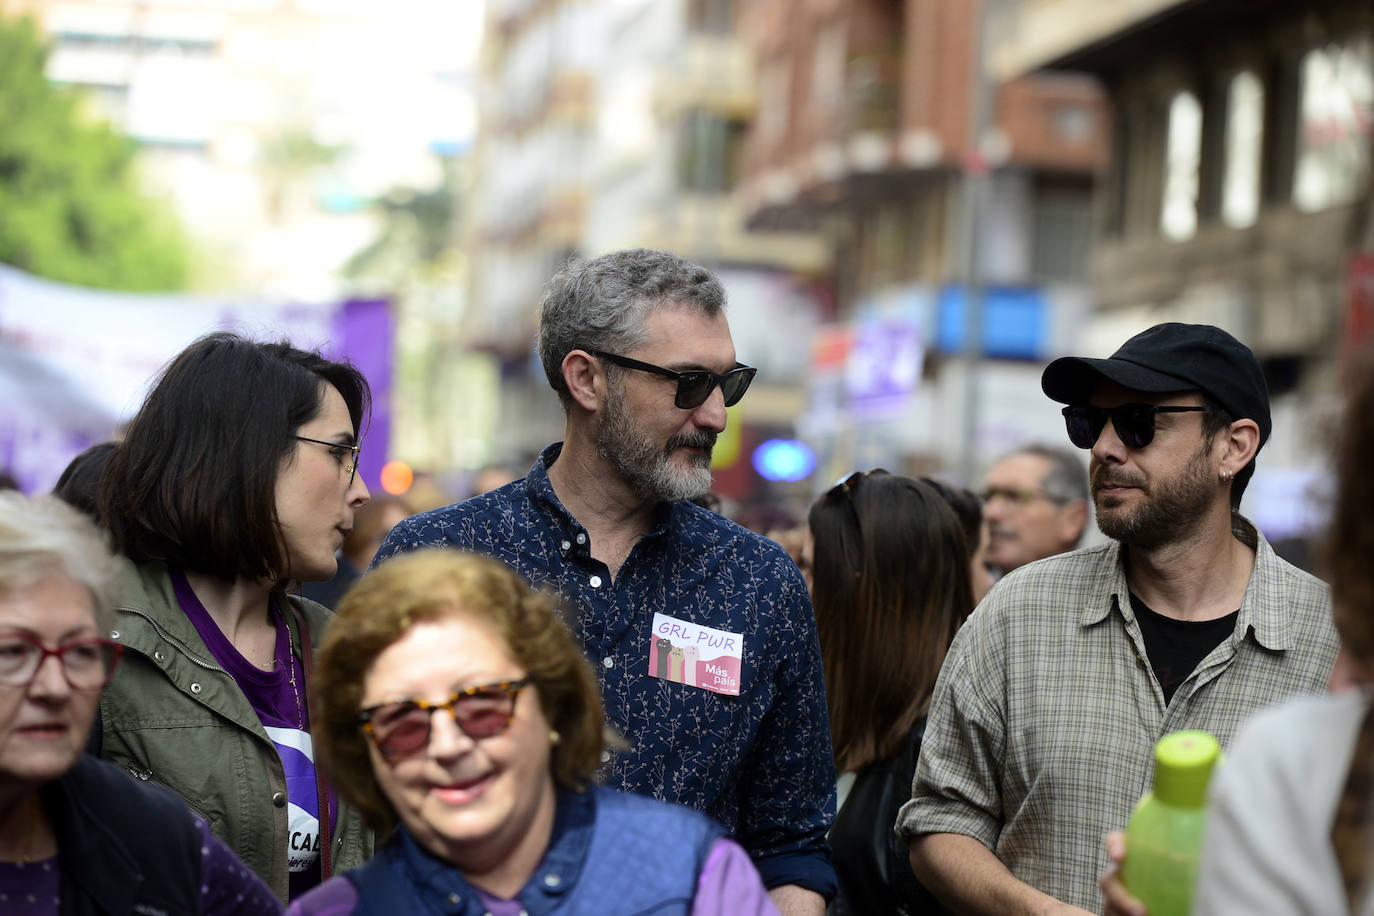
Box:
[752,439,816,482]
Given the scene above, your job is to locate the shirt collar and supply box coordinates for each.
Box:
[1078,515,1289,651]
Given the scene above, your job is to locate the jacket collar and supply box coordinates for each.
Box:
[1079,515,1290,651]
[392,787,595,916]
[110,557,297,740]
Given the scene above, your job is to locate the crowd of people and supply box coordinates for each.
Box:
[1,246,1368,915]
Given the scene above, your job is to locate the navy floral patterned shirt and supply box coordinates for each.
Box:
[374,444,837,897]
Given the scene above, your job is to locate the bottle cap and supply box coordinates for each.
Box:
[1153,730,1221,808]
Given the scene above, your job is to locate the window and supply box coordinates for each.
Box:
[678,111,746,192]
[811,20,846,113]
[1032,186,1093,282]
[1160,91,1202,240]
[687,0,735,35]
[1222,71,1264,228]
[758,58,790,142]
[1293,38,1373,212]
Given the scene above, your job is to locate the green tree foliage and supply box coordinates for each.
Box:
[343,154,463,296]
[0,16,189,290]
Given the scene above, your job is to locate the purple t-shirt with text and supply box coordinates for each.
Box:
[174,571,336,899]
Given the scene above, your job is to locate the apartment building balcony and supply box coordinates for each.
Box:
[739,48,907,230]
[655,33,756,119]
[637,192,829,272]
[1002,0,1371,362]
[992,0,1298,81]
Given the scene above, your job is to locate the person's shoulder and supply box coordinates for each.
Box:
[63,754,199,827]
[381,483,532,552]
[1219,691,1370,799]
[288,591,334,633]
[976,542,1117,618]
[593,785,723,834]
[1236,691,1367,750]
[1259,537,1331,598]
[287,875,359,916]
[112,556,170,612]
[675,502,798,569]
[1005,541,1117,587]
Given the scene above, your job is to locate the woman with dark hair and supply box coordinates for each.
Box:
[96,333,375,903]
[806,470,971,915]
[288,549,777,915]
[919,477,994,605]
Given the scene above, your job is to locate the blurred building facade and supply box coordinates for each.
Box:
[462,0,834,498]
[737,0,1109,484]
[2,0,471,299]
[996,0,1373,536]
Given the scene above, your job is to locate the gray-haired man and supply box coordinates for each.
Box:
[377,249,836,914]
[981,445,1089,577]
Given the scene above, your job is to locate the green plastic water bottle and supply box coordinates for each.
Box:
[1121,729,1221,916]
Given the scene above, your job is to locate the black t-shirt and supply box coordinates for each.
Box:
[1130,591,1239,705]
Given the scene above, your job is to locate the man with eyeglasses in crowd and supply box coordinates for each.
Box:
[900,322,1338,915]
[375,249,836,915]
[981,444,1089,578]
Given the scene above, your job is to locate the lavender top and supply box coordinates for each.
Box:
[0,820,281,915]
[174,571,336,899]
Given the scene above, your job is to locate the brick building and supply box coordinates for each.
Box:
[737,0,1109,479]
[996,0,1373,535]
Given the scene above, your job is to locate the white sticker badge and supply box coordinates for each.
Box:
[648,612,744,696]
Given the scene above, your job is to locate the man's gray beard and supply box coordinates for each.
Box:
[1093,442,1214,549]
[596,384,715,503]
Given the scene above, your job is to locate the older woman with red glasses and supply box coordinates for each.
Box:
[0,492,279,914]
[288,549,778,916]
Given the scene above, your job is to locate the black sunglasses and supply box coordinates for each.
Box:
[589,350,757,409]
[1062,404,1207,450]
[826,468,888,498]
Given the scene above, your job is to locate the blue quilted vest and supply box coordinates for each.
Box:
[348,786,724,915]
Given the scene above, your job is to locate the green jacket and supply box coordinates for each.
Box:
[98,558,374,903]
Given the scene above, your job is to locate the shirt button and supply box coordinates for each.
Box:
[575,533,586,545]
[543,874,562,888]
[600,750,611,763]
[448,893,459,905]
[602,656,614,669]
[189,682,202,694]
[589,575,602,588]
[560,540,571,551]
[272,792,286,807]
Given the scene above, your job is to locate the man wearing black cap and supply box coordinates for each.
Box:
[898,323,1339,914]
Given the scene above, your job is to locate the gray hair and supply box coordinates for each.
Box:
[1013,444,1088,505]
[0,492,120,633]
[538,249,727,405]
